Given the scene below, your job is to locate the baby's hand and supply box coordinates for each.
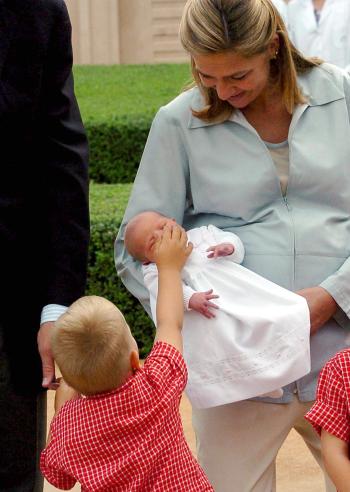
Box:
[189,289,219,318]
[153,224,193,271]
[207,242,234,258]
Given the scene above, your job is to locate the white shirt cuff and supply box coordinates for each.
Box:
[40,304,68,325]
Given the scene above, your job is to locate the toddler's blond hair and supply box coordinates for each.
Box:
[52,295,133,395]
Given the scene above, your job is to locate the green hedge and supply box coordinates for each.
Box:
[88,182,154,357]
[74,64,191,183]
[85,117,150,183]
[79,65,194,352]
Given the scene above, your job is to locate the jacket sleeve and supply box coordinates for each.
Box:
[320,260,350,320]
[320,74,350,320]
[115,106,189,315]
[40,1,89,306]
[346,20,350,73]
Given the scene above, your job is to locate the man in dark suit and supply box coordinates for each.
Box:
[0,0,89,489]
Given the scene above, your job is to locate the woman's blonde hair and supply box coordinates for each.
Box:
[52,296,133,395]
[179,0,322,121]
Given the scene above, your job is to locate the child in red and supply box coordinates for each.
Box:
[40,225,214,491]
[305,349,350,492]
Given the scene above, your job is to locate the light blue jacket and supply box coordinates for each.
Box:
[115,64,350,403]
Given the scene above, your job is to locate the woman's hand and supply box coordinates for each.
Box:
[296,287,338,335]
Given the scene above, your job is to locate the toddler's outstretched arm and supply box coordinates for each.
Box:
[153,224,193,353]
[46,378,80,444]
[54,378,80,415]
[321,430,350,491]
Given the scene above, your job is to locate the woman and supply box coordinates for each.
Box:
[288,0,350,72]
[116,0,350,490]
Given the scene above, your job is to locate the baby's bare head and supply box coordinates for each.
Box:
[124,211,176,262]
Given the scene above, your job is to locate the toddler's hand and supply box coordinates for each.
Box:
[207,242,234,258]
[153,224,193,271]
[189,289,219,318]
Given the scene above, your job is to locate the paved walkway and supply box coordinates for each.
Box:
[44,390,325,491]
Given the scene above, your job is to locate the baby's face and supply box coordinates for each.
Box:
[144,215,177,261]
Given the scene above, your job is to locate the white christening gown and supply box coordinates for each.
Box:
[143,225,310,409]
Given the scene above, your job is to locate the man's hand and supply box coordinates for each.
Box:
[153,224,193,271]
[189,290,219,318]
[206,242,234,258]
[296,287,338,335]
[37,321,57,389]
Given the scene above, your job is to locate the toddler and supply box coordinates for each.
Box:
[305,349,350,492]
[40,225,214,491]
[124,211,311,408]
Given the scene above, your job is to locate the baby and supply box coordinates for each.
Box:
[124,211,311,408]
[40,225,214,491]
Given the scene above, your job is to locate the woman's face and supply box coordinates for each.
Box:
[193,48,275,110]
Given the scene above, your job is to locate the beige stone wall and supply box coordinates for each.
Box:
[65,0,188,65]
[151,0,188,63]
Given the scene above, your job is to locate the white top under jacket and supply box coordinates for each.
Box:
[288,0,350,71]
[143,225,311,409]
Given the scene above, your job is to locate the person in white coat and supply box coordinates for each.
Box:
[124,211,311,409]
[288,0,350,71]
[271,0,289,25]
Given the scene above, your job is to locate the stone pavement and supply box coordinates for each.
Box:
[44,390,325,492]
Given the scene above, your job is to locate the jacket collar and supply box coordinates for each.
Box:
[297,63,345,106]
[188,64,345,129]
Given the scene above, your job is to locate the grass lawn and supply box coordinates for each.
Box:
[74,64,192,122]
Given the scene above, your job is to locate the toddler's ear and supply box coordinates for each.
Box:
[130,350,141,372]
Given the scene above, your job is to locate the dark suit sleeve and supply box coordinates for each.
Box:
[39,1,89,306]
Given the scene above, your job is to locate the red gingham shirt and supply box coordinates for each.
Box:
[305,348,350,443]
[40,341,213,491]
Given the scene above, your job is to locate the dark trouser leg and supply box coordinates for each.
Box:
[0,342,47,492]
[34,392,47,492]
